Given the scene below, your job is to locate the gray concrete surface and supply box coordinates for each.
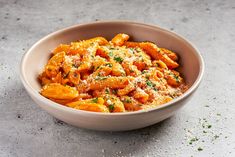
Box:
[0,0,235,156]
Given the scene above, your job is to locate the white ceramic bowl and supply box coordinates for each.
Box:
[20,21,204,131]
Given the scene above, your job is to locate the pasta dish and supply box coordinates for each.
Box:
[39,33,187,113]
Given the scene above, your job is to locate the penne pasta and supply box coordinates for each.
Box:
[39,34,187,113]
[111,33,129,46]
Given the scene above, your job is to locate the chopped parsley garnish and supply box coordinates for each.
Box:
[136,49,142,53]
[108,51,113,57]
[129,48,135,54]
[91,98,98,103]
[72,63,79,68]
[104,63,112,67]
[153,87,158,91]
[95,66,100,70]
[108,104,115,112]
[207,125,212,128]
[95,77,108,80]
[105,89,109,94]
[123,98,132,103]
[142,70,148,74]
[130,69,135,73]
[114,56,123,63]
[173,75,180,82]
[146,80,155,88]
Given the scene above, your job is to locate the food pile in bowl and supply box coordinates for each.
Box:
[39,33,188,113]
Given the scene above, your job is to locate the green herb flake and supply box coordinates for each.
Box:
[123,98,132,103]
[114,56,123,63]
[108,51,113,57]
[214,135,219,139]
[72,63,79,68]
[197,147,203,151]
[153,88,158,91]
[174,75,179,82]
[105,89,109,94]
[129,48,135,54]
[95,66,100,70]
[189,137,199,145]
[91,98,98,103]
[95,77,108,80]
[105,63,112,67]
[207,125,212,129]
[146,80,155,88]
[108,104,115,112]
[142,70,147,74]
[130,69,135,73]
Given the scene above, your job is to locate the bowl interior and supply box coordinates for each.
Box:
[22,22,202,97]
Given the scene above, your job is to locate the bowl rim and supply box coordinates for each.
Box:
[20,20,205,116]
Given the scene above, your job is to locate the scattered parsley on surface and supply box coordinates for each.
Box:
[214,135,219,139]
[197,147,203,151]
[189,137,199,145]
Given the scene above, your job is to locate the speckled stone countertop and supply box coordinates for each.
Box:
[0,0,235,156]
